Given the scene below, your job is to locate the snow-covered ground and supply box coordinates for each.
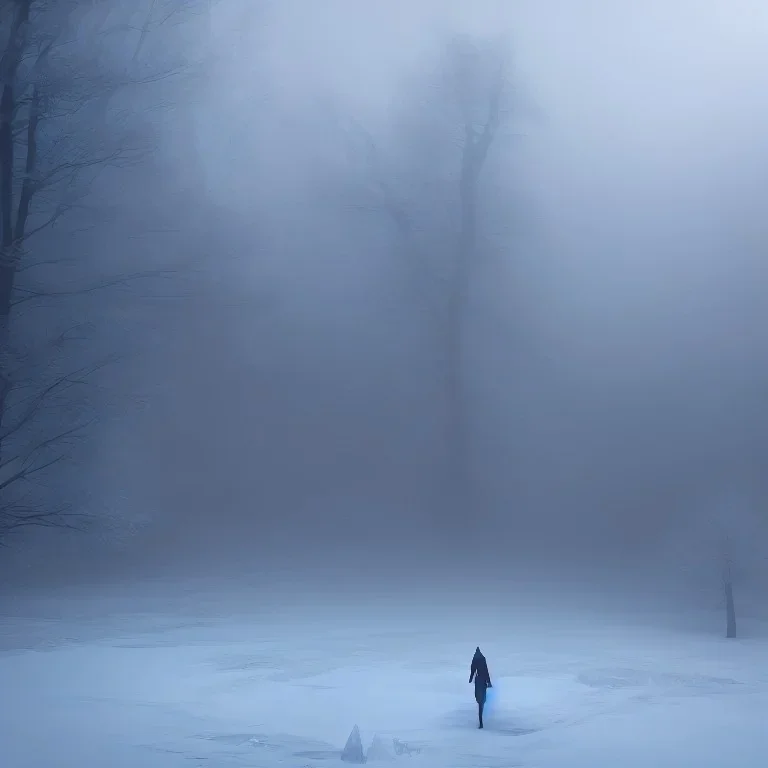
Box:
[1,580,767,768]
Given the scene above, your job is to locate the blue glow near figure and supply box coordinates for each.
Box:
[485,678,497,712]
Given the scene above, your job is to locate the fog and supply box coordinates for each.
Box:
[3,5,768,766]
[0,0,766,608]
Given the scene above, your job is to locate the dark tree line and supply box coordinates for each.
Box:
[0,0,211,544]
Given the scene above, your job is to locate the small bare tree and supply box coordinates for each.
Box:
[664,491,767,638]
[720,531,737,638]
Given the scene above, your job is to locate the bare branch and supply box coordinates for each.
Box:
[132,0,159,63]
[0,0,214,546]
[12,265,181,307]
[0,361,103,446]
[12,199,71,243]
[0,504,86,542]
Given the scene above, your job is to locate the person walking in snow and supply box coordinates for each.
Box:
[469,646,492,729]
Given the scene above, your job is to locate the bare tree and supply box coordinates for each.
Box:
[441,36,508,529]
[329,35,514,533]
[663,490,768,638]
[720,531,737,638]
[0,0,214,545]
[0,0,34,438]
[709,496,764,639]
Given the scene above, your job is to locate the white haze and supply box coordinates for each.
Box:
[2,1,768,763]
[184,0,768,569]
[0,0,762,594]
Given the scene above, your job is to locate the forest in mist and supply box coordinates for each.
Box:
[0,0,766,609]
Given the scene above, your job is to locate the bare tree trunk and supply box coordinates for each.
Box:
[441,166,476,530]
[335,39,508,538]
[724,570,737,639]
[442,84,502,533]
[442,296,471,529]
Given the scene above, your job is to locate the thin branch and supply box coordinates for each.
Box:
[0,500,89,541]
[12,199,70,243]
[32,148,130,189]
[12,265,180,306]
[132,0,158,63]
[0,360,106,446]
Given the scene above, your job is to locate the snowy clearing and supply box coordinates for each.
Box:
[1,583,766,768]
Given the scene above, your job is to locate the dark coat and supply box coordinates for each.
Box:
[469,647,492,704]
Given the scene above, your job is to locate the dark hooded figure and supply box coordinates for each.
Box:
[469,647,492,729]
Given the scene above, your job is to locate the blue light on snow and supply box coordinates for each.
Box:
[485,681,498,713]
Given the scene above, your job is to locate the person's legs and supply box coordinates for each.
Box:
[478,700,485,728]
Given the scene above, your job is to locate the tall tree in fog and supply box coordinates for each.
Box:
[337,35,512,530]
[0,0,210,544]
[441,36,508,527]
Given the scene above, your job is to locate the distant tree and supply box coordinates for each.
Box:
[328,34,515,532]
[720,530,737,638]
[439,35,509,528]
[664,491,767,638]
